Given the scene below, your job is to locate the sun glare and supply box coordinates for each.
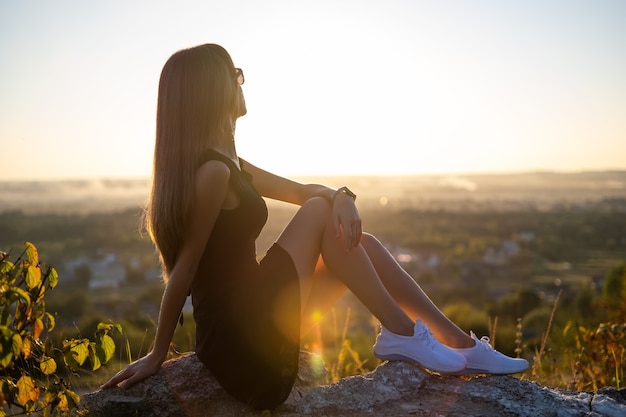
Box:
[1,1,625,180]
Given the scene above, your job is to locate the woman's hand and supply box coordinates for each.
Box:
[100,351,164,390]
[332,193,362,252]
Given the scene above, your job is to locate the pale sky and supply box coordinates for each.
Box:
[1,0,625,180]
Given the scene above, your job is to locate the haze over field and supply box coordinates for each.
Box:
[2,171,625,214]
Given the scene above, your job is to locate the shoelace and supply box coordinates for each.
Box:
[477,335,495,351]
[415,325,438,349]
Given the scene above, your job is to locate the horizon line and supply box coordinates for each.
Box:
[2,167,626,183]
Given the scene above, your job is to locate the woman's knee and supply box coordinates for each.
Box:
[276,197,333,275]
[359,232,379,249]
[301,196,332,215]
[296,197,334,231]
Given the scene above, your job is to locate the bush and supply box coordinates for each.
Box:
[0,242,120,416]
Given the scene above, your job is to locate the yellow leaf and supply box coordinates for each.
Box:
[100,334,116,363]
[43,390,56,406]
[35,283,46,302]
[57,392,69,412]
[97,323,113,332]
[21,337,32,359]
[24,242,39,264]
[88,343,102,371]
[40,356,57,375]
[33,318,44,340]
[25,265,42,290]
[70,339,90,366]
[16,375,39,407]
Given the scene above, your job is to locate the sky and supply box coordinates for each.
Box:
[1,0,625,180]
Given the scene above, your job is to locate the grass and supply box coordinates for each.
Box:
[69,288,625,401]
[303,290,626,393]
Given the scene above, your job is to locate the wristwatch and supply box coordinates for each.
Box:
[333,186,357,201]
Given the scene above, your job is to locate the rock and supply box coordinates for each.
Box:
[82,351,328,417]
[83,352,626,417]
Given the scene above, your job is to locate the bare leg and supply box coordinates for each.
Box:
[360,233,474,348]
[276,199,526,373]
[276,198,415,337]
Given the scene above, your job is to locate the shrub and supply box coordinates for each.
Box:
[0,242,120,416]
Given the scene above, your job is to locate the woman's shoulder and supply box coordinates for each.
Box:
[196,158,231,189]
[204,148,240,168]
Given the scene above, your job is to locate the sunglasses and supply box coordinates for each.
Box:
[234,68,245,86]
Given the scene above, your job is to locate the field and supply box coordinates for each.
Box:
[1,170,625,392]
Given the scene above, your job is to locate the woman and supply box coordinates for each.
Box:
[102,43,528,410]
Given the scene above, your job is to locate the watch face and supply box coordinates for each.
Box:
[341,187,356,200]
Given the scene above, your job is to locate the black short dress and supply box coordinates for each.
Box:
[191,149,301,410]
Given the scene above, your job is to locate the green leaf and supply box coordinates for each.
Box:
[0,328,15,369]
[47,267,59,289]
[0,377,16,405]
[11,333,22,358]
[114,323,123,334]
[0,260,14,275]
[63,349,79,370]
[0,307,8,327]
[45,312,56,332]
[0,349,13,369]
[99,334,115,363]
[7,287,31,304]
[25,264,42,290]
[65,389,80,408]
[24,242,39,265]
[88,342,102,371]
[40,356,57,375]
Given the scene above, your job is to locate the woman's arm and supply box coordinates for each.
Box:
[243,159,337,205]
[243,159,362,251]
[101,160,230,389]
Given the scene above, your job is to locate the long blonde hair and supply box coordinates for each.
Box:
[146,44,241,280]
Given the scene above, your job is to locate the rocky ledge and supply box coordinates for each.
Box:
[83,352,626,417]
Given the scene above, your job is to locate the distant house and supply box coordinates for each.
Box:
[65,253,126,289]
[392,245,440,271]
[89,253,126,289]
[483,240,520,266]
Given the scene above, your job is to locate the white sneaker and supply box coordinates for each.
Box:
[373,319,467,374]
[450,331,530,375]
